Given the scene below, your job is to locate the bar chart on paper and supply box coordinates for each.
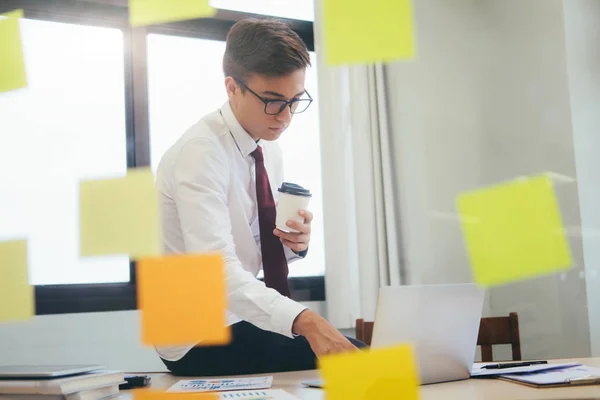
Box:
[219,390,299,399]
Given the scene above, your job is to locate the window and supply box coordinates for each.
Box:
[275,53,325,278]
[0,18,129,285]
[210,0,314,21]
[0,0,319,313]
[147,35,324,277]
[147,35,227,170]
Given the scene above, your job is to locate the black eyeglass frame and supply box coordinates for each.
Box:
[237,79,313,115]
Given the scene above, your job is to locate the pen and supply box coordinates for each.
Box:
[481,361,548,369]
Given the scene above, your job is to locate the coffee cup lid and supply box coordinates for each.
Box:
[278,182,311,197]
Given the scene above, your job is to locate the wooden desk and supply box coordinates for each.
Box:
[142,358,600,399]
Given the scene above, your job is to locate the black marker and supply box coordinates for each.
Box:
[481,361,548,370]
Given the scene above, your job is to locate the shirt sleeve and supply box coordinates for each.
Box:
[284,246,307,263]
[171,138,306,338]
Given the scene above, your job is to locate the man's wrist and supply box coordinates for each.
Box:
[296,249,308,258]
[292,309,319,336]
[293,247,309,258]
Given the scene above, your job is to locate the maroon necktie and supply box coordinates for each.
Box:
[251,145,291,297]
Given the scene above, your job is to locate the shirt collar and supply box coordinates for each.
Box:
[220,101,258,157]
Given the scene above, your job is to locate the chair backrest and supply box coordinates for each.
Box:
[355,312,522,362]
[355,318,375,346]
[477,312,522,362]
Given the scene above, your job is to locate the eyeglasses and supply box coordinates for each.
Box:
[237,80,313,115]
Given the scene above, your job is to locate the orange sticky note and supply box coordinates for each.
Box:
[137,253,230,346]
[0,239,34,322]
[319,344,419,400]
[134,390,217,400]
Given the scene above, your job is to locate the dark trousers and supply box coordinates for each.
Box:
[161,321,367,376]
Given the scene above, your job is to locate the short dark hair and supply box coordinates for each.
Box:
[223,18,311,81]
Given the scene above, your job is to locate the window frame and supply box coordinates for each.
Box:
[1,0,323,315]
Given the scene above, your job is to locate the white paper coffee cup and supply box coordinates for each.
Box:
[276,182,312,233]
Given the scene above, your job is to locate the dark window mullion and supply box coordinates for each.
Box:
[127,26,151,289]
[130,27,151,169]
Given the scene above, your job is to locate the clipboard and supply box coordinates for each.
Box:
[498,365,600,388]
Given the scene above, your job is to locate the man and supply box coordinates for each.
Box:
[155,18,364,377]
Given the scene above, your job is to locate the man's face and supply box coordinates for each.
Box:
[225,69,307,141]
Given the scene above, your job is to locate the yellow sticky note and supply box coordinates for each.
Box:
[79,168,160,259]
[323,0,415,65]
[0,9,28,93]
[457,174,572,287]
[3,10,24,18]
[129,0,216,27]
[319,344,419,400]
[134,390,217,400]
[137,253,230,346]
[0,240,34,322]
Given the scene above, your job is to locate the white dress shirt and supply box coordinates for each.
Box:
[154,101,308,362]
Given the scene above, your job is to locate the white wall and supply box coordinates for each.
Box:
[387,0,594,359]
[476,0,590,360]
[0,302,325,370]
[563,0,600,356]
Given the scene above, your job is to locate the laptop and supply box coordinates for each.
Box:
[0,365,104,378]
[371,283,485,384]
[303,283,485,388]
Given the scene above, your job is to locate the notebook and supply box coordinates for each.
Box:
[499,365,600,388]
[0,367,103,379]
[0,371,124,395]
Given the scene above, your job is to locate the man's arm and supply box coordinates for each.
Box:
[172,138,305,337]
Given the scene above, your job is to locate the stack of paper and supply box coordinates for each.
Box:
[0,370,125,400]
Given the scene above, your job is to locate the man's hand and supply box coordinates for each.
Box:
[292,309,358,357]
[274,209,312,253]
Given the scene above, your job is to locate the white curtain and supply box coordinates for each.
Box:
[313,0,403,329]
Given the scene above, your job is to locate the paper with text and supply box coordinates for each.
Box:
[168,377,272,393]
[219,390,299,400]
[134,390,297,400]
